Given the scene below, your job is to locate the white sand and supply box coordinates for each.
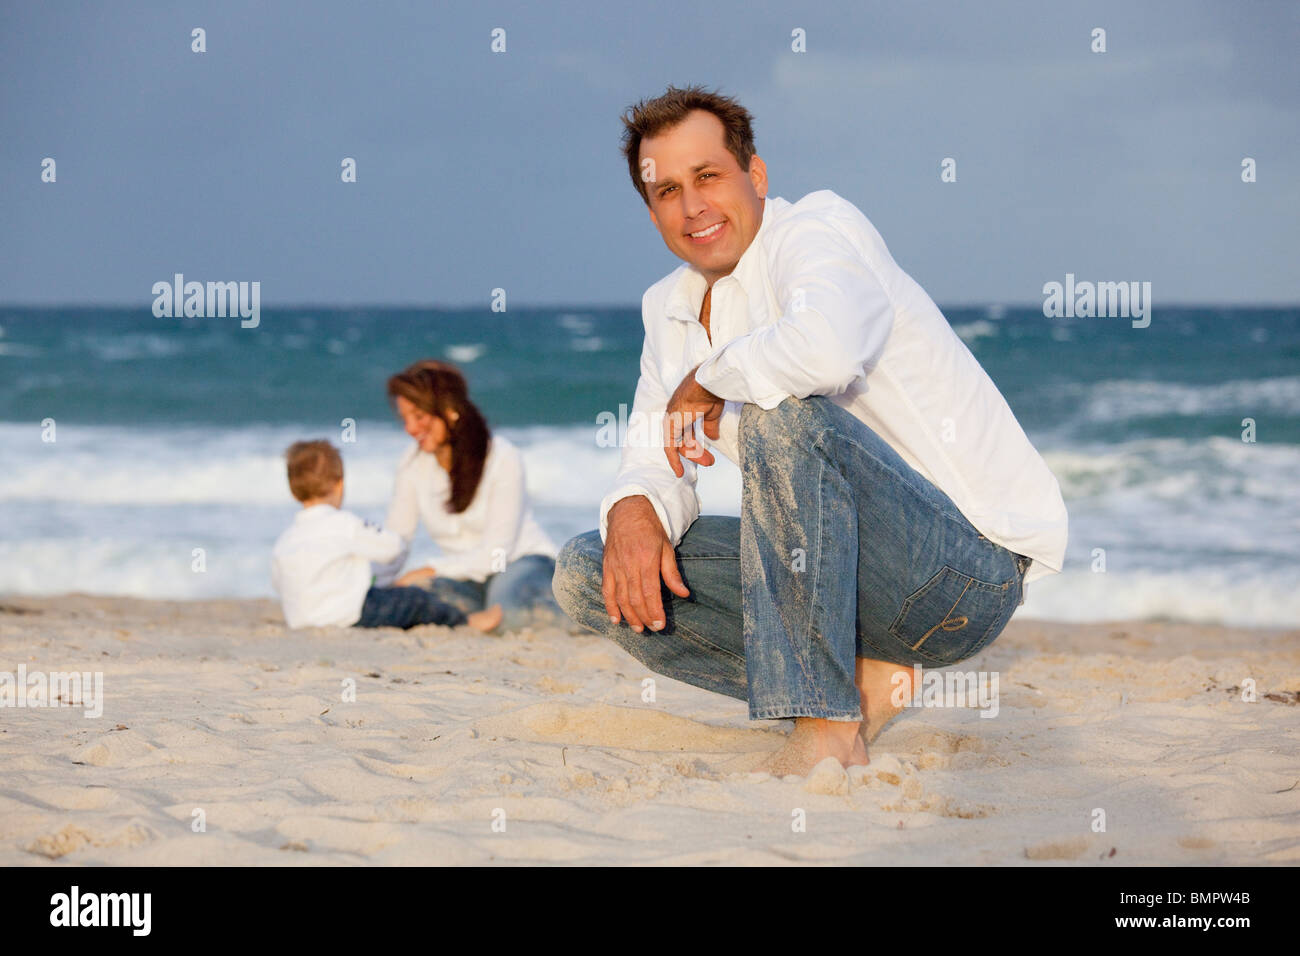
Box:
[1,595,1297,865]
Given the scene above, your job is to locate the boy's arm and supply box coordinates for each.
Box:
[349,513,406,564]
[369,548,407,587]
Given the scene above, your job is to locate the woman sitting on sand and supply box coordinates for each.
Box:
[381,359,562,631]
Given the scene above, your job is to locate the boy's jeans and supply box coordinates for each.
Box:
[553,395,1030,721]
[354,585,468,629]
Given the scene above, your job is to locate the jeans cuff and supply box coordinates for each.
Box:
[748,704,863,721]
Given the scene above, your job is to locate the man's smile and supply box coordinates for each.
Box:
[686,220,726,243]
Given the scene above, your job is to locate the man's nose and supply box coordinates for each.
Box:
[678,185,706,222]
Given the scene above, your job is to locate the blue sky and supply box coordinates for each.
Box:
[2,0,1297,306]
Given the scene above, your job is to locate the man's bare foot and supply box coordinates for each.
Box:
[759,717,869,777]
[857,657,914,745]
[466,604,503,633]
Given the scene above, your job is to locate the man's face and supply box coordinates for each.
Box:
[641,110,767,286]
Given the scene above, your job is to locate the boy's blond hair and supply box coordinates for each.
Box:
[285,440,343,502]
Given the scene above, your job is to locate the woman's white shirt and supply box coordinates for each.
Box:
[382,434,557,583]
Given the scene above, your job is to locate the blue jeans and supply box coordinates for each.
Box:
[419,554,565,632]
[354,585,468,629]
[553,395,1030,721]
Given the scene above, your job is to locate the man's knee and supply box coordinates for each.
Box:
[552,530,604,619]
[739,395,837,455]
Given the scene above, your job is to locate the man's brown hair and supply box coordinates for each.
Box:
[285,440,343,502]
[620,84,756,205]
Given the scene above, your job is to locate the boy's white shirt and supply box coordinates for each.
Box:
[599,189,1068,584]
[271,503,403,628]
[381,433,557,584]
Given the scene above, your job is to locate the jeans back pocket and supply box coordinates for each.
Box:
[887,565,1016,665]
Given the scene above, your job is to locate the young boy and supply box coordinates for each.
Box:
[271,440,502,632]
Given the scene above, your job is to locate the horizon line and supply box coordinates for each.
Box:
[1,300,1298,311]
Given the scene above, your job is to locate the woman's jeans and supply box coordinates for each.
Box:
[419,554,565,632]
[552,395,1030,722]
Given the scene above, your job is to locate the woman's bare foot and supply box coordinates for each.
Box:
[856,657,915,744]
[466,604,503,633]
[759,717,869,777]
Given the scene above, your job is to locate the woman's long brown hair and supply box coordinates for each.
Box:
[386,360,490,514]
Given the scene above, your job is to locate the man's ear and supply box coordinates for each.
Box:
[749,155,768,199]
[648,204,659,229]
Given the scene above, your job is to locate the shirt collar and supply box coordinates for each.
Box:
[663,195,783,322]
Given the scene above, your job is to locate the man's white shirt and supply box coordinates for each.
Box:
[598,189,1068,584]
[271,504,403,628]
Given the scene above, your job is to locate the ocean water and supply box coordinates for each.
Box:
[1,305,1297,626]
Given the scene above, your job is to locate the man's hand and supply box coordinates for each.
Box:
[663,364,725,478]
[602,495,690,632]
[396,566,437,587]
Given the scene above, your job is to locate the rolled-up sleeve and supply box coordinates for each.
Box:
[693,216,894,409]
[598,304,701,548]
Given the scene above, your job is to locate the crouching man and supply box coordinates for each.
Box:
[553,86,1067,776]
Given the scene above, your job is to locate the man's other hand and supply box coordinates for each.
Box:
[663,364,724,478]
[602,495,690,632]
